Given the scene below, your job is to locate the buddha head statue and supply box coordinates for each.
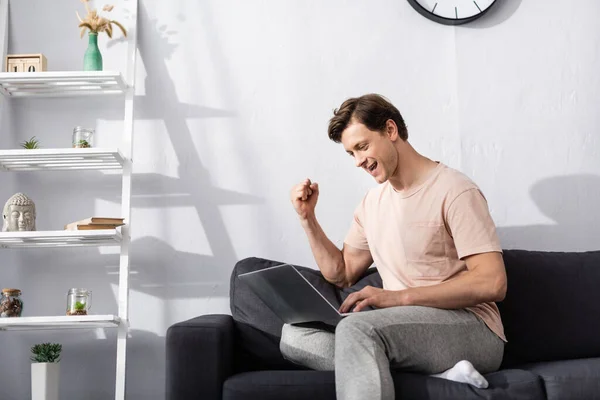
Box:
[2,193,36,232]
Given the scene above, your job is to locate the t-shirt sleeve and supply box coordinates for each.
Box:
[344,196,370,251]
[445,188,502,259]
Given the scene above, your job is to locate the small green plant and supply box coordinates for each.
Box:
[30,343,62,363]
[20,136,40,149]
[74,139,90,148]
[75,301,86,311]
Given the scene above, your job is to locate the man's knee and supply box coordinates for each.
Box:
[280,323,335,371]
[280,323,317,351]
[280,323,295,348]
[233,257,276,275]
[335,314,375,343]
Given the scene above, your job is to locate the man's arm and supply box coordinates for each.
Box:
[291,178,373,288]
[399,251,506,307]
[345,251,506,313]
[302,215,373,288]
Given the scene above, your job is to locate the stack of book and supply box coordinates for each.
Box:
[64,217,125,231]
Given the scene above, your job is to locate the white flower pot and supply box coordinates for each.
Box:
[31,362,60,400]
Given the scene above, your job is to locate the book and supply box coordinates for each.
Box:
[68,224,122,231]
[64,217,125,231]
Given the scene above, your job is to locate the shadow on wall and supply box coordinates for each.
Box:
[1,328,164,400]
[463,0,523,29]
[11,234,227,400]
[497,174,600,252]
[5,3,269,399]
[15,0,264,299]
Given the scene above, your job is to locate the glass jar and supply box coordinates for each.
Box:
[66,288,92,316]
[0,288,23,317]
[72,126,94,148]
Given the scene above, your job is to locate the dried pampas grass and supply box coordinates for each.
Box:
[77,0,127,39]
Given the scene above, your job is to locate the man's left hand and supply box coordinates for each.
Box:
[339,285,406,313]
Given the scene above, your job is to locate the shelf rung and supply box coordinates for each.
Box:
[0,71,129,98]
[0,315,121,331]
[0,148,126,171]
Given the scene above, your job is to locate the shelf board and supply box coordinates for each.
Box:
[0,71,128,98]
[0,148,127,171]
[0,315,121,331]
[0,229,122,248]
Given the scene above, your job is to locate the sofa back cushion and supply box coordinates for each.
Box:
[498,249,600,367]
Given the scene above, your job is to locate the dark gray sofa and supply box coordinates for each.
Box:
[166,249,600,400]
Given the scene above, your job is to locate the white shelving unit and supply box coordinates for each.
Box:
[0,1,138,399]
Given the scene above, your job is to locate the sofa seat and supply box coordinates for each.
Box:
[520,357,600,400]
[223,371,335,400]
[222,369,545,400]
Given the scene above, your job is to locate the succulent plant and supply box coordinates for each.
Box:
[20,136,40,149]
[30,343,62,363]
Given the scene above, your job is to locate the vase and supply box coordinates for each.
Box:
[31,362,60,400]
[83,32,103,71]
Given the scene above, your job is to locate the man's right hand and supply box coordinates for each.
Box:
[291,178,319,220]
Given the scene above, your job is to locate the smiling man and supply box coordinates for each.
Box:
[282,94,507,400]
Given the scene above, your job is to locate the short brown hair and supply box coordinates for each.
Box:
[327,94,408,143]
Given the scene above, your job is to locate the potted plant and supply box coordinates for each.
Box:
[20,136,40,149]
[67,300,88,316]
[30,342,62,400]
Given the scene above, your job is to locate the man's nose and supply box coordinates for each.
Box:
[355,155,366,168]
[18,213,24,222]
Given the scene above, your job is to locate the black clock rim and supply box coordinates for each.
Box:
[406,0,498,26]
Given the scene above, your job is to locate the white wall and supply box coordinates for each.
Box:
[454,0,600,251]
[0,0,598,398]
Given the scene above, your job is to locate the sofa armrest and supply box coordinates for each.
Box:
[166,314,234,400]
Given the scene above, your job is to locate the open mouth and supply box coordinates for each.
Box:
[367,161,377,172]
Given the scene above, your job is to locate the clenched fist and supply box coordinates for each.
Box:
[291,178,319,220]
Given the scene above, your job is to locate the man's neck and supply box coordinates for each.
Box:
[388,145,439,192]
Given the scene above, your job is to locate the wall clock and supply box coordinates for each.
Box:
[407,0,498,25]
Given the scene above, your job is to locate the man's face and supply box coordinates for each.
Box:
[6,205,35,231]
[341,122,397,184]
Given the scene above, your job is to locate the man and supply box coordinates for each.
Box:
[282,94,507,400]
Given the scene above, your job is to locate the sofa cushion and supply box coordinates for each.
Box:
[223,371,335,400]
[497,249,600,366]
[222,369,544,400]
[229,257,382,371]
[519,357,600,400]
[395,369,545,400]
[230,258,303,371]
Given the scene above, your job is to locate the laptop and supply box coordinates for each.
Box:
[238,263,353,326]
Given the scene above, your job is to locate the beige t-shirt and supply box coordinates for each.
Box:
[344,162,506,342]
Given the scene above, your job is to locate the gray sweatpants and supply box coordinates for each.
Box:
[280,306,504,400]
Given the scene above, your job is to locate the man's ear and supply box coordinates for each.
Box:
[386,119,399,141]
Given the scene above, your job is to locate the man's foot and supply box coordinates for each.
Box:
[432,360,489,389]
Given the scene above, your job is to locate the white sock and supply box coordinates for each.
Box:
[431,360,489,389]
